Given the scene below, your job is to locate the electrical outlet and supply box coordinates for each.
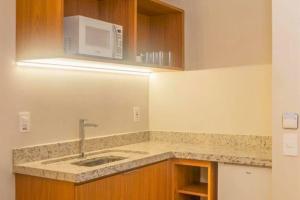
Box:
[133,107,141,122]
[19,112,31,133]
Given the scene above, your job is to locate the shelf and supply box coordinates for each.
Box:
[138,0,183,16]
[62,55,183,72]
[17,56,183,73]
[172,160,217,200]
[178,183,208,198]
[178,195,201,200]
[137,0,184,69]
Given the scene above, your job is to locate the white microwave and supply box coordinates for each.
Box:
[64,16,123,59]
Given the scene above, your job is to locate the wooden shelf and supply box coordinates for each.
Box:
[137,0,184,69]
[172,159,217,200]
[138,0,183,15]
[178,183,208,198]
[177,196,200,200]
[62,55,183,72]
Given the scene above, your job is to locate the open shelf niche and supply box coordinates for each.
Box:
[137,0,184,69]
[16,0,184,72]
[172,160,217,200]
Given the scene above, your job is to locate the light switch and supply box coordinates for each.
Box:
[283,133,298,156]
[19,112,31,133]
[133,107,141,122]
[282,112,298,129]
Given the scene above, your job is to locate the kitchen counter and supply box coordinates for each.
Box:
[13,139,271,183]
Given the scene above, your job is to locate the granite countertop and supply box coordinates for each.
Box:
[13,140,271,183]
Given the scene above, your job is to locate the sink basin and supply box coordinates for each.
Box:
[72,156,127,167]
[41,150,147,165]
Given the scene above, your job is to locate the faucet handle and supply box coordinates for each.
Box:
[79,119,88,124]
[84,123,99,128]
[79,119,98,127]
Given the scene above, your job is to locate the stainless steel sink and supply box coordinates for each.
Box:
[41,150,147,165]
[72,156,127,167]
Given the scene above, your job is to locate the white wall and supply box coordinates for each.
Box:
[165,0,272,70]
[150,65,271,135]
[0,0,149,199]
[272,0,300,199]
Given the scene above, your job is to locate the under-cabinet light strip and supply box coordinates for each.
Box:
[16,61,152,76]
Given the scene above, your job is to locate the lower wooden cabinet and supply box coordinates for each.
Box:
[123,160,170,200]
[16,174,75,200]
[15,160,217,200]
[75,161,170,200]
[16,160,171,200]
[75,173,124,200]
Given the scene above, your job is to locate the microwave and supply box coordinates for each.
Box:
[64,16,123,59]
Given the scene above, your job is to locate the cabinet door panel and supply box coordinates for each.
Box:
[16,174,75,200]
[124,161,170,200]
[17,0,64,59]
[75,174,124,200]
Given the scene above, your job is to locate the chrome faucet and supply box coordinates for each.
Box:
[79,119,98,158]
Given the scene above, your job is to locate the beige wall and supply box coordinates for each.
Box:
[272,0,300,199]
[149,65,271,135]
[0,0,148,199]
[165,0,272,70]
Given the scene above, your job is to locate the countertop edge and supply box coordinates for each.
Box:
[13,151,272,183]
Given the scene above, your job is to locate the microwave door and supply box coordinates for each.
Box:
[78,18,114,58]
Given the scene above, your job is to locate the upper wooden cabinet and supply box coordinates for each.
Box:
[16,0,184,72]
[16,0,65,59]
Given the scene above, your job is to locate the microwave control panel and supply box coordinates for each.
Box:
[114,25,123,59]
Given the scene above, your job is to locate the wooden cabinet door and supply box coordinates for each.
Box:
[123,161,170,200]
[17,0,64,59]
[16,174,75,200]
[75,174,124,200]
[75,161,170,200]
